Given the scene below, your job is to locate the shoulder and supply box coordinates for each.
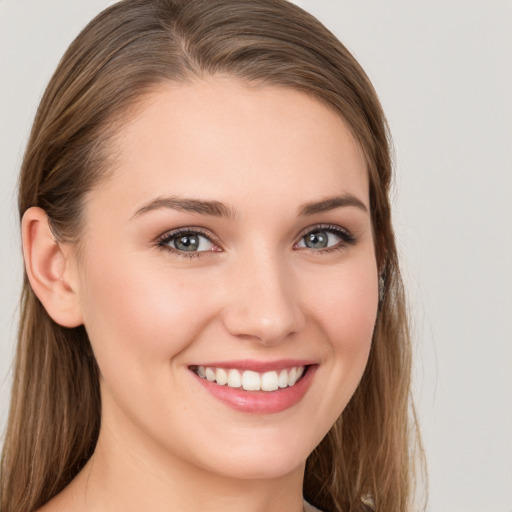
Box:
[303,501,325,512]
[303,499,374,512]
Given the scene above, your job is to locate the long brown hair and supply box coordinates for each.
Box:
[1,1,424,510]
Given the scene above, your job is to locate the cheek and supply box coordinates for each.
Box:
[310,259,378,420]
[307,254,378,410]
[78,255,218,374]
[307,257,379,353]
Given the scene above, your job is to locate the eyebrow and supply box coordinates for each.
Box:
[132,196,236,219]
[132,193,368,220]
[299,194,368,216]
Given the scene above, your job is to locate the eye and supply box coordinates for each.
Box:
[157,229,218,254]
[295,225,355,251]
[298,230,339,249]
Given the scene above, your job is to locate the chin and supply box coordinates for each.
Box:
[205,452,306,481]
[189,428,316,481]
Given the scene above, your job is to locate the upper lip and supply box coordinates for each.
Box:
[189,359,316,373]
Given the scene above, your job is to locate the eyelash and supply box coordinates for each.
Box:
[295,224,357,255]
[156,227,221,258]
[156,224,356,258]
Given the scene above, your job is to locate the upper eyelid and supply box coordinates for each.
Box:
[295,223,353,239]
[156,226,217,243]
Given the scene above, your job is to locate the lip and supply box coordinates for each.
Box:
[191,358,316,373]
[190,361,318,414]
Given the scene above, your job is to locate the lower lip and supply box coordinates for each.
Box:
[192,365,317,414]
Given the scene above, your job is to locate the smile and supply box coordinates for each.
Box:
[189,362,317,414]
[191,365,306,392]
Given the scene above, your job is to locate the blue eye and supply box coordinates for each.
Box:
[159,230,216,253]
[296,226,355,251]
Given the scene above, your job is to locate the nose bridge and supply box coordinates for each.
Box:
[222,247,303,344]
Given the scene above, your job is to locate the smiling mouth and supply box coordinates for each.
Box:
[189,365,307,392]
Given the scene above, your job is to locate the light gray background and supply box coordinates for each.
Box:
[1,1,511,511]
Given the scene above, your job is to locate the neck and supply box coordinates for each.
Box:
[61,408,306,512]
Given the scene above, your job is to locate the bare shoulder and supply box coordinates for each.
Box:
[303,501,325,512]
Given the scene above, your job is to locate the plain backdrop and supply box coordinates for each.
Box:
[1,2,511,511]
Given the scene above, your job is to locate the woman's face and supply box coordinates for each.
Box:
[73,77,379,480]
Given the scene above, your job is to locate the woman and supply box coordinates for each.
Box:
[0,1,423,511]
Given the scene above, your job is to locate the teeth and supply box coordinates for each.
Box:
[261,371,279,391]
[288,367,298,386]
[227,369,242,388]
[278,369,288,388]
[216,368,228,386]
[242,370,260,391]
[194,366,306,391]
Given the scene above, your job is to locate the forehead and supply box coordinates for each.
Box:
[90,77,368,217]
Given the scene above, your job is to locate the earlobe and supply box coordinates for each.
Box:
[22,207,84,328]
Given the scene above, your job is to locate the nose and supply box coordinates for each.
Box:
[221,252,304,345]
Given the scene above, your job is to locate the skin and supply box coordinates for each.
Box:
[31,77,379,512]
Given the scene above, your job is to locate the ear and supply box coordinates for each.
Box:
[22,207,84,328]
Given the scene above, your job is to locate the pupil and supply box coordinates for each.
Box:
[176,234,199,251]
[306,231,328,249]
